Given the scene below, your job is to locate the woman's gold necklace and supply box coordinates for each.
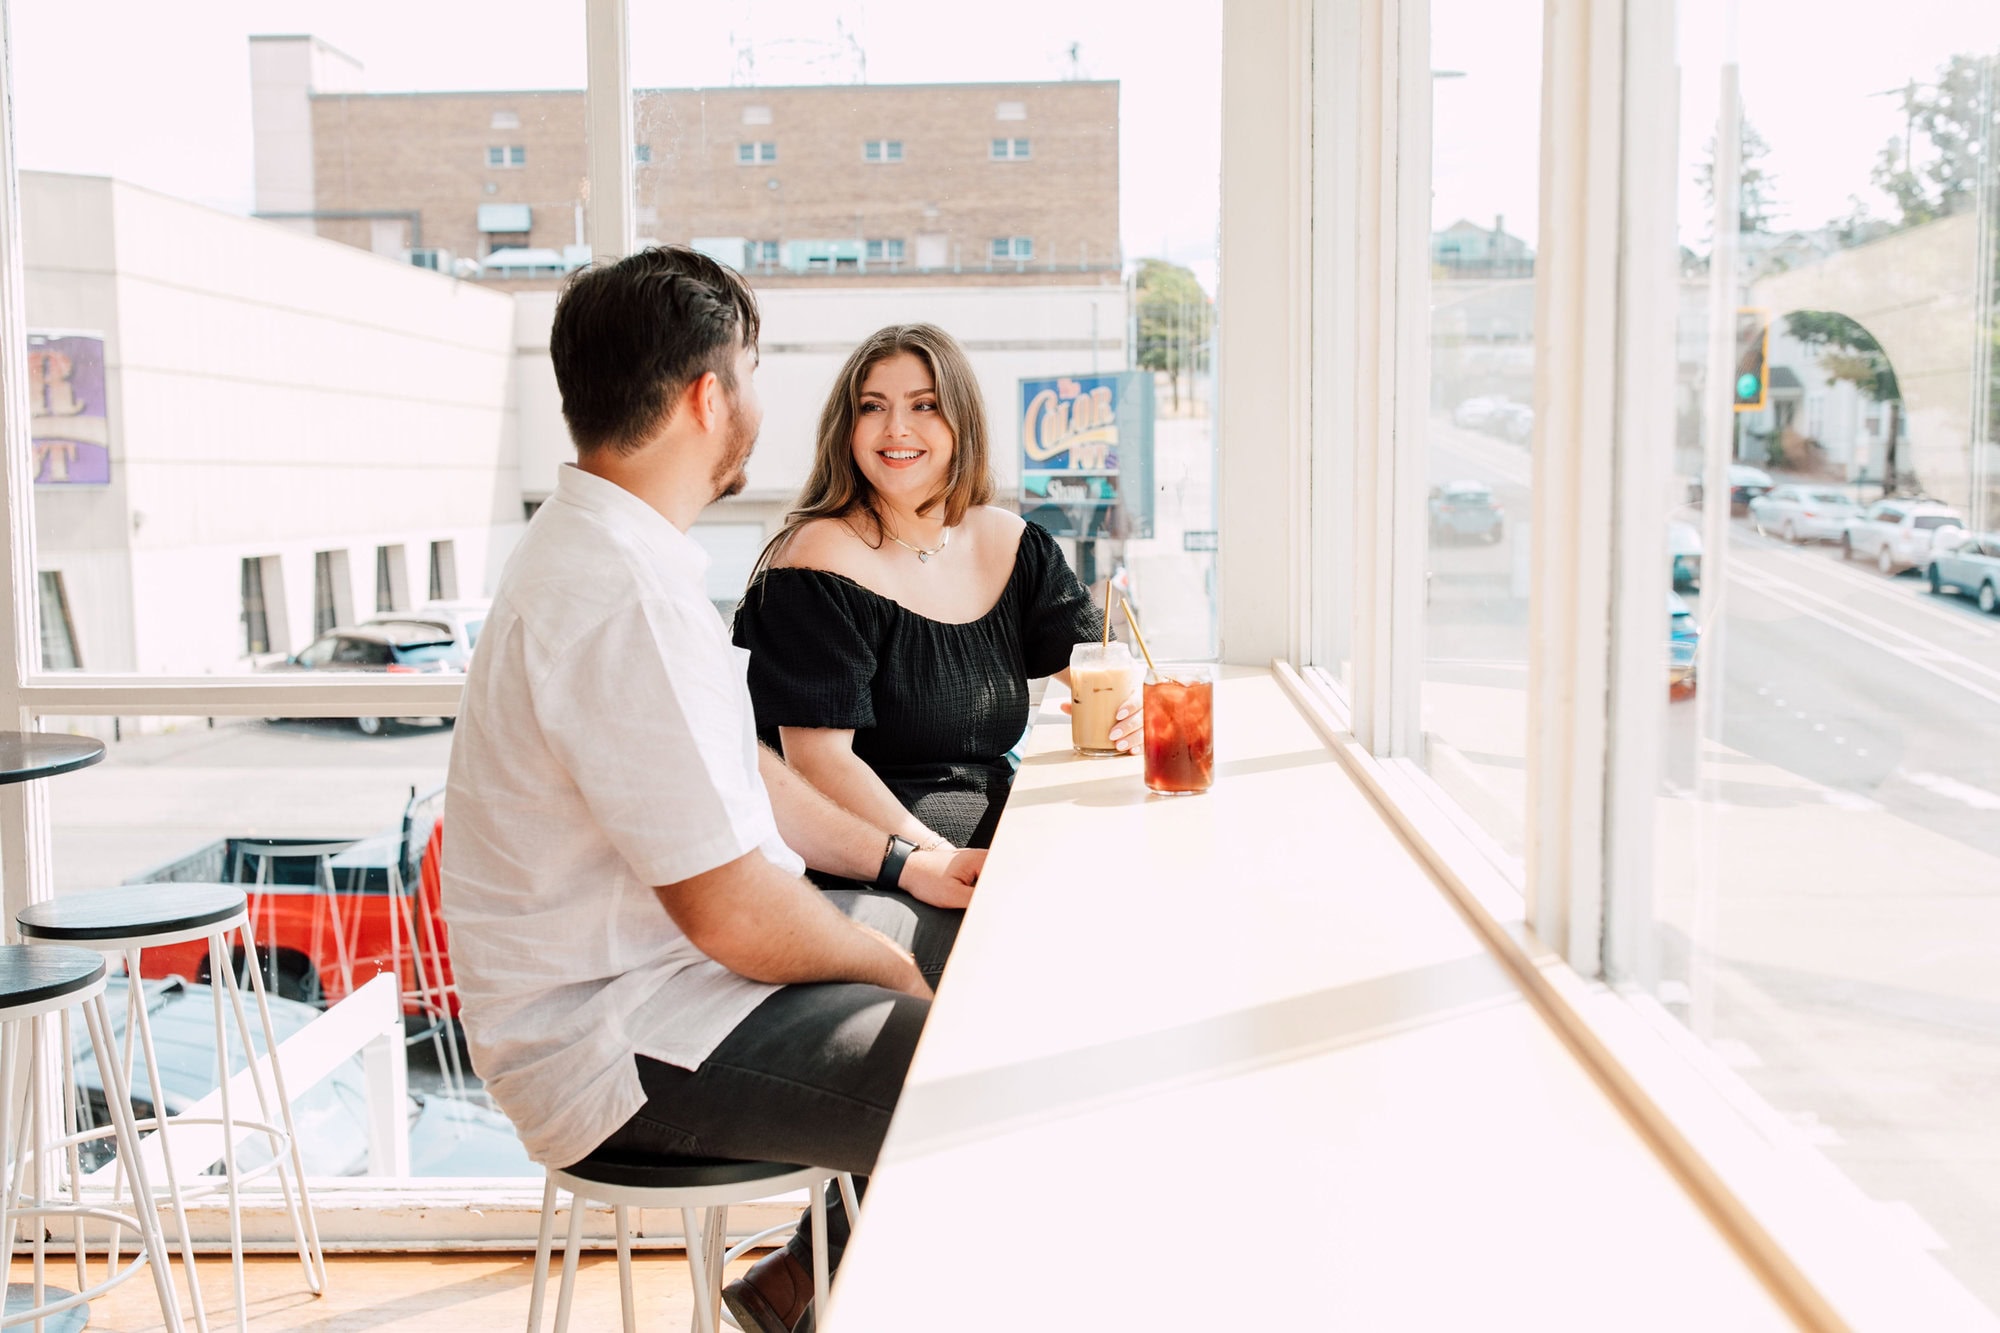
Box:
[885,524,952,564]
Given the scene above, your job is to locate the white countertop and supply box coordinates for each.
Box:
[823,668,1793,1330]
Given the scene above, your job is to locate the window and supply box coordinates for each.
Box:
[312,549,352,636]
[240,556,278,657]
[428,541,458,602]
[491,110,520,130]
[865,238,906,263]
[990,236,1033,261]
[736,141,777,165]
[634,144,652,164]
[37,572,78,670]
[375,545,409,614]
[508,145,526,166]
[995,100,1027,121]
[1417,0,1542,866]
[742,104,772,125]
[749,240,780,266]
[990,137,1031,160]
[486,145,526,168]
[863,139,903,162]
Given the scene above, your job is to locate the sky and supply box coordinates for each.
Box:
[12,0,2000,288]
[1431,0,2000,255]
[8,0,1225,289]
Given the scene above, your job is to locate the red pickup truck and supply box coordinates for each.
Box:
[128,791,454,1019]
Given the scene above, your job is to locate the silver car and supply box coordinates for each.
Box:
[1927,531,2000,614]
[1841,499,1965,574]
[1748,485,1861,543]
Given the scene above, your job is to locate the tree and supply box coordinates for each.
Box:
[1868,57,1995,230]
[1133,258,1213,411]
[1696,118,1781,241]
[1786,311,1911,492]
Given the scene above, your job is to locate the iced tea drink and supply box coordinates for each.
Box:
[1142,666,1215,795]
[1069,642,1138,755]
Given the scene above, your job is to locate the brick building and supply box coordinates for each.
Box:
[250,35,1122,290]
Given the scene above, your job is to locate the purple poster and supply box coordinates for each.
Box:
[27,332,111,485]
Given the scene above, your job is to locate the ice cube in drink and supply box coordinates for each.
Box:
[1143,667,1215,795]
[1069,642,1137,756]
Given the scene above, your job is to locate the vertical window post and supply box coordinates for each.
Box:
[584,0,633,261]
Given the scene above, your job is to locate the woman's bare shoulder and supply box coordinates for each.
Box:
[771,516,869,576]
[968,505,1027,538]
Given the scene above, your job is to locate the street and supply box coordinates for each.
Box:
[1423,411,2000,1304]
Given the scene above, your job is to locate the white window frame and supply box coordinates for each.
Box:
[989,137,1031,161]
[863,139,902,163]
[736,141,776,165]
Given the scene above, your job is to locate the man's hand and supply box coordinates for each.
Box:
[900,846,986,909]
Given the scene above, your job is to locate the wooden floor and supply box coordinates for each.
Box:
[9,1249,762,1331]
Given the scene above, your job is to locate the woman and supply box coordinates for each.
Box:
[733,323,1140,880]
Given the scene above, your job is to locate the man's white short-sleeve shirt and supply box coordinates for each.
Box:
[443,464,795,1168]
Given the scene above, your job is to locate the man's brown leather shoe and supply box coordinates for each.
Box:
[722,1247,814,1333]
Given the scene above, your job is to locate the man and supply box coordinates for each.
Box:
[443,245,983,1333]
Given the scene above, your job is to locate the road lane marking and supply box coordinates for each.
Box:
[1733,564,2000,693]
[1731,569,2000,710]
[1899,770,2000,812]
[1728,526,2000,642]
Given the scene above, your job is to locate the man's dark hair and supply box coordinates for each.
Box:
[549,245,761,457]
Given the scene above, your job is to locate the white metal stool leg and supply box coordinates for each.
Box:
[682,1207,719,1333]
[117,948,212,1333]
[82,993,187,1333]
[552,1198,585,1333]
[207,957,249,1332]
[808,1182,830,1328]
[613,1204,636,1333]
[527,1176,559,1332]
[223,923,326,1295]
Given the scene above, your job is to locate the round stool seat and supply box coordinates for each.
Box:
[559,1148,813,1192]
[0,943,107,1015]
[17,884,249,944]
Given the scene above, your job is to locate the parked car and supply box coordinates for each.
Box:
[1488,402,1534,443]
[262,621,465,735]
[1841,499,1966,574]
[1452,396,1506,429]
[1427,481,1505,544]
[70,975,532,1177]
[1669,593,1699,701]
[1747,485,1862,544]
[1669,520,1703,591]
[1686,464,1774,512]
[130,787,455,1017]
[1927,530,2000,614]
[364,598,491,660]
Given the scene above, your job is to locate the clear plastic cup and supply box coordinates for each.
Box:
[1068,642,1138,756]
[1142,665,1215,795]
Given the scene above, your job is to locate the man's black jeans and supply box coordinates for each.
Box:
[584,887,961,1271]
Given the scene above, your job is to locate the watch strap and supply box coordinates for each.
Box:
[875,834,917,891]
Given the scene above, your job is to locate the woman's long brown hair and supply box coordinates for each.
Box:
[750,323,995,581]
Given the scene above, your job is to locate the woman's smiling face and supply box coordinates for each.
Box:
[851,351,955,515]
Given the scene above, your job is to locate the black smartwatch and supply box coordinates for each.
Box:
[875,834,917,891]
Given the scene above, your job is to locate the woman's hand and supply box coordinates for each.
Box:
[1055,682,1146,753]
[1109,682,1144,754]
[901,846,986,910]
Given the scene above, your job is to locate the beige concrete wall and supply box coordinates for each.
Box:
[1753,213,1984,510]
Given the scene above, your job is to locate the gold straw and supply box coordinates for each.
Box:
[1119,596,1158,676]
[1102,574,1113,648]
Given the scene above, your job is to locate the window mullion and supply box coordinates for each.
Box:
[584,0,633,262]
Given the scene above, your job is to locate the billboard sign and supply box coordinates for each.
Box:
[1018,371,1154,540]
[27,332,111,485]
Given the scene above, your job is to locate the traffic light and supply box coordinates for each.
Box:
[1734,307,1768,412]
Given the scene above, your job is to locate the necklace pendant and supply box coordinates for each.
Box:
[916,550,930,564]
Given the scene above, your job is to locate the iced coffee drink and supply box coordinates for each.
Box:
[1068,642,1138,756]
[1142,666,1215,795]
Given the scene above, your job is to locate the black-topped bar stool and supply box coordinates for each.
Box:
[0,943,185,1332]
[17,885,329,1333]
[528,1151,860,1333]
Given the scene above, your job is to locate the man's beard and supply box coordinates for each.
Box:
[710,410,756,500]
